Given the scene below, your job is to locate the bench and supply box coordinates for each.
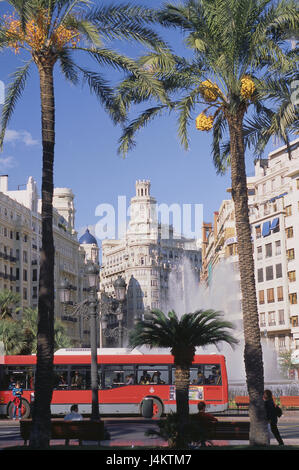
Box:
[20,418,105,446]
[212,421,250,440]
[190,418,250,443]
[279,396,299,409]
[234,396,249,409]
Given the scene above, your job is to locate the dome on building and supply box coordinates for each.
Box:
[79,228,98,245]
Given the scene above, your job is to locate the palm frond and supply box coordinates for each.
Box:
[0,59,33,150]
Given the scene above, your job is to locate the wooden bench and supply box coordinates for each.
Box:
[20,418,105,446]
[234,396,249,410]
[190,418,250,443]
[212,421,250,440]
[279,396,299,409]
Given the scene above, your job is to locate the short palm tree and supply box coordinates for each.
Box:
[130,308,237,448]
[0,318,25,354]
[118,0,298,445]
[0,0,168,448]
[0,289,20,319]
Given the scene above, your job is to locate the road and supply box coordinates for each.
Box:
[1,414,299,449]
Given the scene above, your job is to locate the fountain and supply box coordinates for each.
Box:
[164,257,299,397]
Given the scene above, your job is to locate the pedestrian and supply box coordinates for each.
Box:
[263,389,284,445]
[195,401,218,446]
[12,381,23,420]
[64,404,83,445]
[64,404,83,421]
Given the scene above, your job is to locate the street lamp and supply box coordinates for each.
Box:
[113,276,126,347]
[59,262,100,421]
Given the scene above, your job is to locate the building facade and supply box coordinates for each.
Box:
[201,138,299,357]
[0,175,90,346]
[100,180,202,334]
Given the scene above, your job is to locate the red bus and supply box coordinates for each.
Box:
[0,348,228,419]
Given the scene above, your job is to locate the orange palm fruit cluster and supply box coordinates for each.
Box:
[240,76,255,100]
[200,80,220,102]
[195,112,214,131]
[3,12,80,54]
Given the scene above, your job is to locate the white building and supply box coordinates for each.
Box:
[0,175,89,345]
[202,138,299,357]
[100,180,202,329]
[249,138,299,354]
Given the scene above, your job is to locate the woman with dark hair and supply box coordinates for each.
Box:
[263,390,284,445]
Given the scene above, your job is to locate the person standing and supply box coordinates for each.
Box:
[263,389,284,445]
[12,381,23,420]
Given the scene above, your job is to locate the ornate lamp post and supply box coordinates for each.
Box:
[59,262,100,421]
[113,276,127,347]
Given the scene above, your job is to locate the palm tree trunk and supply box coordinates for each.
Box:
[228,111,269,446]
[30,61,55,449]
[174,365,190,448]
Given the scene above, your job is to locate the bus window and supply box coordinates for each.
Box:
[103,365,135,388]
[204,364,222,385]
[70,366,92,390]
[172,364,222,385]
[1,366,35,390]
[54,365,69,390]
[137,365,169,385]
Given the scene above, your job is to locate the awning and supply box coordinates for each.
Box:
[262,221,271,237]
[271,218,279,230]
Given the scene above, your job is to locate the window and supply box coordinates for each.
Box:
[297,179,299,190]
[259,290,265,304]
[287,249,295,261]
[265,243,272,258]
[288,271,296,282]
[275,240,281,256]
[257,246,262,260]
[266,266,273,281]
[285,205,292,216]
[277,286,284,301]
[267,288,275,303]
[291,316,298,327]
[136,365,169,385]
[23,269,27,282]
[255,226,261,239]
[268,311,276,326]
[289,293,298,304]
[278,310,285,325]
[257,268,264,282]
[1,366,35,390]
[286,227,294,238]
[260,312,266,327]
[276,264,282,278]
[172,364,222,386]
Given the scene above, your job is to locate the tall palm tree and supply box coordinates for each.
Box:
[0,0,168,448]
[118,0,298,445]
[130,308,237,448]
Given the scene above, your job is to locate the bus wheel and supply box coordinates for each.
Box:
[152,399,163,418]
[7,399,31,419]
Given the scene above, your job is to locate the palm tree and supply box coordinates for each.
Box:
[21,307,73,353]
[0,0,168,448]
[130,308,237,448]
[0,289,21,319]
[0,318,25,354]
[118,0,298,445]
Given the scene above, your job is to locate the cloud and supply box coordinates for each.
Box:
[4,129,39,146]
[0,155,17,170]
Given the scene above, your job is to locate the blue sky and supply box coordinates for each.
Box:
[0,0,276,244]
